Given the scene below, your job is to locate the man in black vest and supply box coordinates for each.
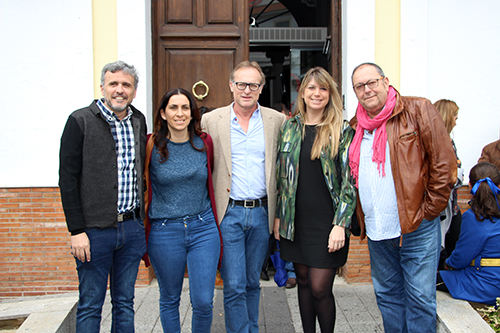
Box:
[59,60,147,332]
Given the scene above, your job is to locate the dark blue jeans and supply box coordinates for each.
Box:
[75,216,146,333]
[219,202,270,333]
[368,217,440,333]
[147,207,220,333]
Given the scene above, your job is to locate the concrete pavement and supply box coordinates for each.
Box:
[100,276,383,332]
[1,275,492,332]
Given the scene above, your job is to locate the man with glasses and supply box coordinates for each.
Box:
[201,61,285,333]
[349,62,456,333]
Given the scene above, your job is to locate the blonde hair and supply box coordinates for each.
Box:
[296,67,344,159]
[434,99,459,134]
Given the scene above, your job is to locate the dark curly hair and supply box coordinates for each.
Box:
[153,88,206,162]
[469,162,500,221]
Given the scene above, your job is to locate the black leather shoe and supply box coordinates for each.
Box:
[260,271,269,281]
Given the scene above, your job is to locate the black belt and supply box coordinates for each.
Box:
[118,207,140,222]
[229,197,267,208]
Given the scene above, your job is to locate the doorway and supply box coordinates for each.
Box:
[248,0,340,114]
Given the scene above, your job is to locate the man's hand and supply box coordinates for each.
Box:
[71,233,91,262]
[273,218,280,240]
[328,225,345,253]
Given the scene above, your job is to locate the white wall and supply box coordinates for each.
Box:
[0,1,93,187]
[425,0,500,179]
[0,0,153,187]
[343,0,500,181]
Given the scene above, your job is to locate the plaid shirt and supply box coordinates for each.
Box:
[97,99,138,214]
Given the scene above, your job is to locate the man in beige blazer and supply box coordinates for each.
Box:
[201,61,285,333]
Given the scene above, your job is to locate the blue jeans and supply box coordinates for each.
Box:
[76,216,146,333]
[285,261,296,279]
[368,217,440,333]
[147,207,220,333]
[219,202,270,333]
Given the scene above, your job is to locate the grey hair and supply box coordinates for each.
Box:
[351,62,385,82]
[230,61,266,85]
[101,60,139,89]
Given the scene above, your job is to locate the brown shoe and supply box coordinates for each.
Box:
[215,270,224,289]
[285,278,297,289]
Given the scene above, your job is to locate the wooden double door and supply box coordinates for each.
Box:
[152,0,247,112]
[152,0,342,113]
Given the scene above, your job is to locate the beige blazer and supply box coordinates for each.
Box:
[201,104,286,232]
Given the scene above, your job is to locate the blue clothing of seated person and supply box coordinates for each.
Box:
[439,162,500,305]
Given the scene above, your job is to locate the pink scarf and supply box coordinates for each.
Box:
[349,86,397,187]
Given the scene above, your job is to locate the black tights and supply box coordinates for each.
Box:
[294,263,336,333]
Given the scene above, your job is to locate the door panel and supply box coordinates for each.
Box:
[166,0,192,23]
[207,0,233,23]
[153,0,247,112]
[164,50,234,107]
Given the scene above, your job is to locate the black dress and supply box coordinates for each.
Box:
[280,125,349,268]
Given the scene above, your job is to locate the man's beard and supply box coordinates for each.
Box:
[105,97,129,113]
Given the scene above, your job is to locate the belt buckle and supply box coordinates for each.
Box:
[244,200,255,208]
[117,214,124,222]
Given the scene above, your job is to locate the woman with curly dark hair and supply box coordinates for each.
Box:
[144,88,222,332]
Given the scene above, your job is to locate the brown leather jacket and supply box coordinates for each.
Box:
[478,139,500,171]
[350,88,457,240]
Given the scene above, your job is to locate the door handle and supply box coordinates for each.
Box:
[192,80,209,100]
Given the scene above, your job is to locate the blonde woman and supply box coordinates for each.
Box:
[434,99,462,270]
[274,67,356,333]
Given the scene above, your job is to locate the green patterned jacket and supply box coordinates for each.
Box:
[275,115,356,241]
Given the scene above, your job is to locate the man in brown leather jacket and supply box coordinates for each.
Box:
[349,62,456,333]
[478,139,500,170]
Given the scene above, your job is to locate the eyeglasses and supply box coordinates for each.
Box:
[232,81,262,91]
[353,77,384,93]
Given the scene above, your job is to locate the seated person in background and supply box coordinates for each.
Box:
[260,236,297,288]
[267,102,296,288]
[284,261,296,288]
[438,162,500,305]
[478,139,500,170]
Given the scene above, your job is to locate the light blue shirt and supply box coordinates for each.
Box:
[358,128,401,241]
[229,103,266,200]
